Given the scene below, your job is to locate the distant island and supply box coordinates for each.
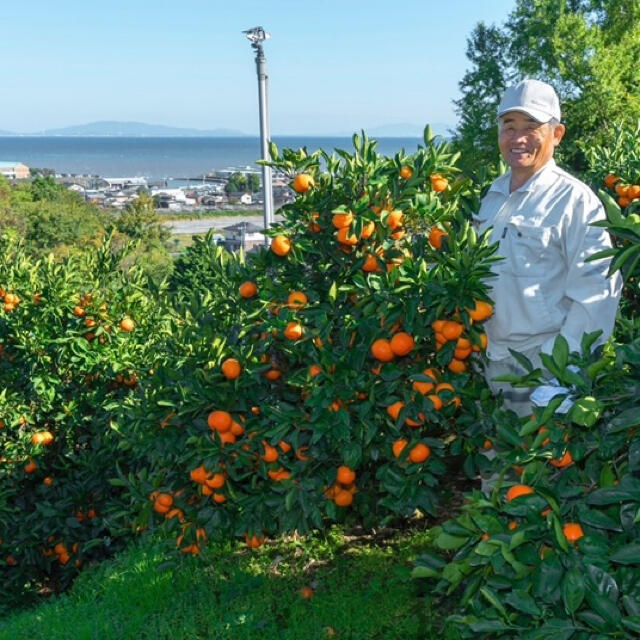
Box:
[0,120,452,138]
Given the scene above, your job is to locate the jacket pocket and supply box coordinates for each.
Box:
[501,220,551,276]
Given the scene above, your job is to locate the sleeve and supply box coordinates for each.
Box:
[540,189,622,356]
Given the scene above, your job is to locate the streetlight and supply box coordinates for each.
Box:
[243,26,274,242]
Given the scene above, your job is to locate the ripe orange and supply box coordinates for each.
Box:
[292,173,315,193]
[262,442,279,463]
[207,410,233,432]
[386,401,405,422]
[428,227,447,249]
[288,290,308,309]
[466,300,493,322]
[562,522,584,543]
[399,166,413,180]
[205,473,226,489]
[309,212,322,232]
[212,493,226,504]
[239,281,258,298]
[616,183,629,198]
[506,484,534,502]
[360,220,376,240]
[371,338,395,362]
[31,431,54,446]
[409,443,431,463]
[190,464,210,484]
[482,439,493,450]
[629,184,640,200]
[362,253,381,272]
[120,317,135,332]
[264,368,282,381]
[508,521,518,531]
[392,439,408,458]
[278,440,292,453]
[153,493,174,514]
[336,465,356,485]
[550,450,573,468]
[441,321,464,341]
[447,359,467,374]
[271,235,291,257]
[619,196,630,208]
[300,585,315,599]
[334,489,354,507]
[73,305,86,317]
[430,173,448,191]
[245,533,266,548]
[454,347,472,360]
[284,322,303,340]
[332,211,353,229]
[309,364,322,377]
[221,358,242,380]
[386,210,404,230]
[43,476,53,486]
[335,226,357,246]
[427,394,443,411]
[604,173,619,188]
[390,332,414,356]
[24,459,37,474]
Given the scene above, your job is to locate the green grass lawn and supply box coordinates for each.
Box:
[0,526,460,640]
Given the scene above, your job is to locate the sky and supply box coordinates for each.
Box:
[2,0,516,135]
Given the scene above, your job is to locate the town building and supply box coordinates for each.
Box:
[0,161,30,180]
[221,221,265,252]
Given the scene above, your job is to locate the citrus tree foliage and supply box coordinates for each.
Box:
[117,129,501,553]
[0,236,171,609]
[454,0,640,173]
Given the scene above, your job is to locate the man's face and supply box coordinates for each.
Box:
[498,111,565,176]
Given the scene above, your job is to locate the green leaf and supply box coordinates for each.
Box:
[328,281,337,303]
[610,544,640,565]
[411,565,440,579]
[504,589,541,616]
[480,585,508,617]
[569,396,603,427]
[607,407,640,434]
[562,567,585,614]
[434,531,469,550]
[551,335,569,371]
[622,617,640,633]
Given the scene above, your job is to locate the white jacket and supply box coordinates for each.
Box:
[475,159,622,361]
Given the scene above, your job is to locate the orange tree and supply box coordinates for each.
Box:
[0,233,170,609]
[119,128,501,554]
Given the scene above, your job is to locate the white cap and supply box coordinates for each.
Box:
[498,79,561,123]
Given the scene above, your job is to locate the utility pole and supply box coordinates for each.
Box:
[242,26,274,242]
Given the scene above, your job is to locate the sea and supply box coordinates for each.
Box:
[0,136,423,184]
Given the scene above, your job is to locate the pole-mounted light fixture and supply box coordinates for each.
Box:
[243,26,274,242]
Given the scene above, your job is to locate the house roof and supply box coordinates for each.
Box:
[223,222,264,233]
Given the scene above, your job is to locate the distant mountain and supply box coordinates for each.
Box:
[23,121,248,137]
[334,122,453,138]
[0,129,15,136]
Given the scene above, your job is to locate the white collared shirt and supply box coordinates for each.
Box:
[475,159,622,361]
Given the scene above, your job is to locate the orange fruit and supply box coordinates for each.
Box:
[24,459,37,474]
[153,493,174,514]
[448,359,467,374]
[205,473,226,489]
[278,440,292,453]
[207,410,232,432]
[336,465,356,485]
[386,401,405,422]
[508,521,518,531]
[43,476,54,486]
[427,394,443,411]
[390,332,414,356]
[616,183,629,198]
[264,368,282,381]
[362,253,381,272]
[73,305,86,317]
[370,338,395,362]
[245,533,266,548]
[300,585,315,599]
[453,347,472,360]
[430,173,448,191]
[190,465,210,485]
[386,210,404,230]
[550,450,573,468]
[309,364,322,377]
[413,368,437,395]
[506,484,534,502]
[409,443,431,463]
[472,333,488,352]
[562,522,584,543]
[31,431,54,446]
[221,358,242,380]
[239,281,258,298]
[120,317,135,332]
[292,173,314,193]
[392,439,408,458]
[604,173,619,188]
[288,291,308,309]
[271,235,291,256]
[466,300,493,322]
[334,489,354,507]
[629,184,640,200]
[337,226,358,245]
[428,227,447,249]
[618,196,630,208]
[284,322,303,340]
[399,166,413,180]
[262,442,279,463]
[360,220,376,240]
[482,439,493,450]
[441,321,464,341]
[332,211,353,229]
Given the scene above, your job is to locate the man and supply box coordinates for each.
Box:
[475,79,622,417]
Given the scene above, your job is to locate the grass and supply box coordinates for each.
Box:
[159,209,263,222]
[0,526,461,640]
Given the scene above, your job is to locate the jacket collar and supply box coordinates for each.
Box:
[489,159,557,196]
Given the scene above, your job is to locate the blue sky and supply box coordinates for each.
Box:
[3,0,515,134]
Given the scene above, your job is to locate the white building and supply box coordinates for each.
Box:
[0,161,30,180]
